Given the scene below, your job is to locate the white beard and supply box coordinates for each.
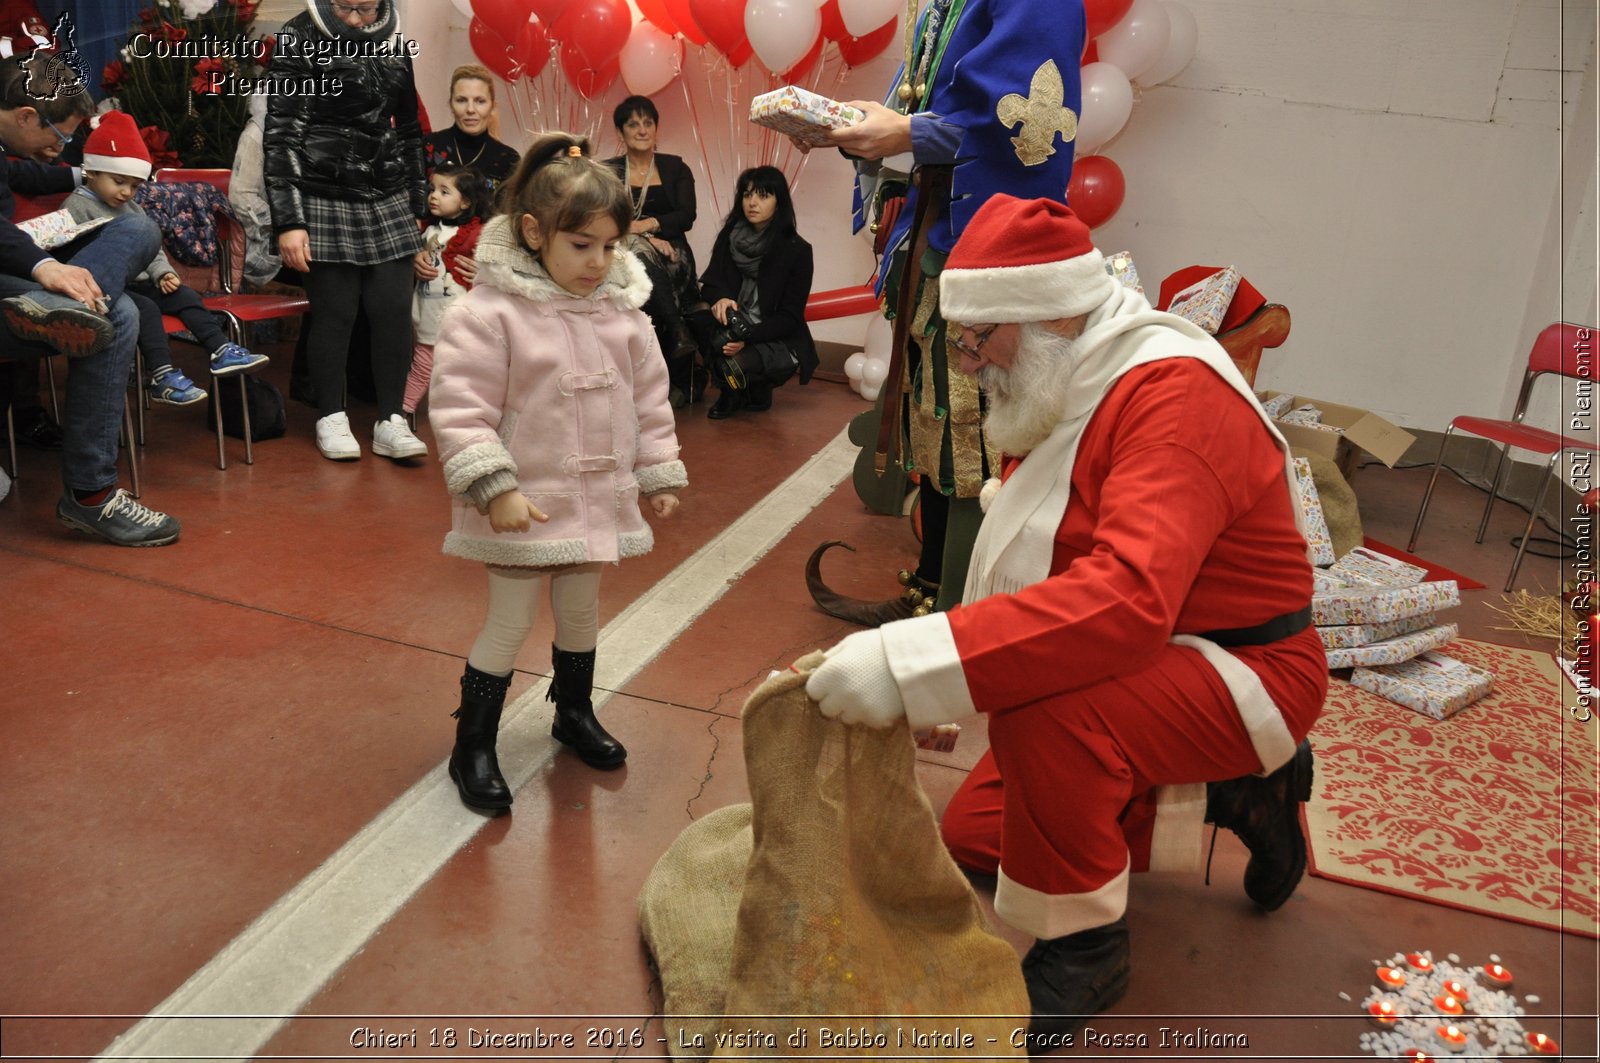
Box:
[979,323,1079,456]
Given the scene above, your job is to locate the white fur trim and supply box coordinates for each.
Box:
[442,440,515,497]
[995,860,1129,939]
[473,215,652,310]
[1172,635,1298,773]
[82,154,151,180]
[939,250,1115,324]
[442,525,656,567]
[978,477,1002,513]
[635,459,687,495]
[1147,782,1207,872]
[881,612,977,730]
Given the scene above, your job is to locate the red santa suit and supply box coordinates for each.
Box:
[879,279,1328,941]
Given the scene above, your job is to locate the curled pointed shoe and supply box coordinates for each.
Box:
[805,540,933,628]
[1023,918,1131,1049]
[1206,740,1314,910]
[551,710,627,769]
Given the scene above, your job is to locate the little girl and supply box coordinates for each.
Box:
[429,133,686,812]
[406,163,489,416]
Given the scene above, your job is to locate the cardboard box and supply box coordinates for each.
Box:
[1258,390,1416,478]
[1324,622,1459,669]
[1351,651,1494,720]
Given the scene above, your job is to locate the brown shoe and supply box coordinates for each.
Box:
[805,540,939,627]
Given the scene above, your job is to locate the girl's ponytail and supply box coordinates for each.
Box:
[499,133,630,254]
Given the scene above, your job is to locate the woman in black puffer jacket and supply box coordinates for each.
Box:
[265,0,429,463]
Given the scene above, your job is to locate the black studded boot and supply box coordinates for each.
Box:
[449,664,514,811]
[1023,918,1132,1048]
[1205,740,1315,910]
[548,645,626,769]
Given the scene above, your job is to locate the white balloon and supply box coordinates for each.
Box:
[838,0,899,38]
[1075,62,1134,156]
[746,0,822,77]
[450,0,474,18]
[862,314,893,362]
[860,382,881,402]
[1135,1,1197,86]
[844,352,867,381]
[619,22,684,97]
[862,359,889,388]
[1095,0,1171,82]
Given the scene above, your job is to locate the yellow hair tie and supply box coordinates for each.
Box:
[567,145,583,157]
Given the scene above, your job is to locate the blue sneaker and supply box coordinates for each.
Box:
[148,366,208,406]
[56,489,181,547]
[209,342,269,377]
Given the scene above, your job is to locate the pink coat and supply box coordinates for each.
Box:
[428,215,686,568]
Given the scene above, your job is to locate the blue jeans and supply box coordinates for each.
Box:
[0,214,161,492]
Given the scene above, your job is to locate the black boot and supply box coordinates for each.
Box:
[449,664,513,811]
[744,379,772,412]
[706,388,741,420]
[548,645,626,769]
[1205,740,1314,910]
[1023,918,1131,1047]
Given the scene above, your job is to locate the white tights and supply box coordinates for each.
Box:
[467,563,603,676]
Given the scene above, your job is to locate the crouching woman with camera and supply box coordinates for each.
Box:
[691,166,817,420]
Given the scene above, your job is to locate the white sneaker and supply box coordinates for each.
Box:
[316,412,361,461]
[372,413,428,460]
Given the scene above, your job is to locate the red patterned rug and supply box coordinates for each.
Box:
[1306,638,1598,937]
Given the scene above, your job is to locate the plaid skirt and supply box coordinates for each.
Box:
[304,190,421,265]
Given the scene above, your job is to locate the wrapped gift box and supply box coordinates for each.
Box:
[1324,623,1458,669]
[1351,651,1494,719]
[749,86,865,147]
[1327,545,1428,588]
[1318,611,1439,650]
[1314,568,1355,594]
[1257,391,1296,419]
[1165,265,1239,334]
[1292,457,1336,565]
[1104,251,1143,294]
[1312,580,1460,627]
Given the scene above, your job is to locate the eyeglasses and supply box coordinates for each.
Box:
[39,114,72,149]
[947,322,999,361]
[331,1,380,16]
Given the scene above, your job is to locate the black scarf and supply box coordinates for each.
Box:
[728,220,775,322]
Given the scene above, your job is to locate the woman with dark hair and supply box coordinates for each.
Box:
[693,165,817,420]
[265,0,428,462]
[602,94,700,404]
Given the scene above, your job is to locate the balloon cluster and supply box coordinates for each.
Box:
[842,315,893,403]
[462,0,904,103]
[1070,0,1199,228]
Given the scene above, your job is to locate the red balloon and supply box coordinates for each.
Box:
[529,0,570,24]
[1081,38,1099,65]
[471,0,534,46]
[1066,154,1125,229]
[469,16,521,82]
[836,15,896,66]
[553,0,630,67]
[782,31,825,81]
[819,0,847,41]
[559,39,619,99]
[689,0,751,64]
[1084,0,1134,39]
[515,17,551,80]
[664,0,706,45]
[635,0,680,37]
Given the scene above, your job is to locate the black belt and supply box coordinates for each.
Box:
[1198,605,1313,648]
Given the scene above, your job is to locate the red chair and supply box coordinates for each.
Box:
[152,168,309,469]
[1408,322,1598,592]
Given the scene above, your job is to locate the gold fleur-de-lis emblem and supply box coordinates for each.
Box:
[995,60,1079,167]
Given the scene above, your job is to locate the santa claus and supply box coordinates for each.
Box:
[807,195,1328,1042]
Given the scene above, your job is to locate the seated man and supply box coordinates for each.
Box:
[807,196,1327,1040]
[0,50,179,546]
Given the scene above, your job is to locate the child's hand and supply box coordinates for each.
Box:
[647,492,679,519]
[413,250,440,280]
[454,255,478,285]
[158,272,180,294]
[488,491,548,533]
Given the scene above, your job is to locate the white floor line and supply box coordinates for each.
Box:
[95,426,856,1063]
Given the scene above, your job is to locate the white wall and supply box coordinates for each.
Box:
[407,0,1597,433]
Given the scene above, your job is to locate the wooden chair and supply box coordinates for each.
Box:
[152,168,309,469]
[1156,266,1291,387]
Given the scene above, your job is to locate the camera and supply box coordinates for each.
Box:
[724,309,752,343]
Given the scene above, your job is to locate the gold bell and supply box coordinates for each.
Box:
[915,81,927,97]
[906,588,925,607]
[912,601,934,617]
[897,83,914,102]
[897,569,915,587]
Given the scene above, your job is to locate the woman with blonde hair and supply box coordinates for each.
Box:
[423,63,521,190]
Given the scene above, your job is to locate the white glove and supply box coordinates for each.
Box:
[805,628,906,728]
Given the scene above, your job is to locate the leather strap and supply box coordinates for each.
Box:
[1198,605,1313,648]
[875,164,953,474]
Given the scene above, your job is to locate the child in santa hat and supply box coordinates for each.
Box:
[64,110,268,406]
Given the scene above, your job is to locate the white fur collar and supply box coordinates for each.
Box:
[472,214,652,310]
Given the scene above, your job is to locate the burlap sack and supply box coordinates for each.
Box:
[639,654,1029,1060]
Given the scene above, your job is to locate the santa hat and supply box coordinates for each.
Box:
[82,111,152,181]
[939,195,1115,324]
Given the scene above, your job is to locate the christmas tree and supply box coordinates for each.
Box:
[101,0,269,168]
